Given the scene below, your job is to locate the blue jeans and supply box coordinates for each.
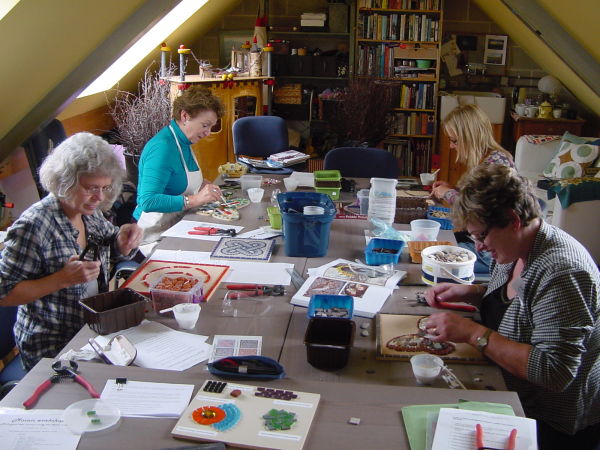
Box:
[458,241,492,274]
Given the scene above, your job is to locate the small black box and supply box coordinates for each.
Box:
[304,317,355,370]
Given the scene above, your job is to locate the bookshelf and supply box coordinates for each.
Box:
[355,0,443,176]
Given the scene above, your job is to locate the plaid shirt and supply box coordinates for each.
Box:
[485,221,600,434]
[0,194,120,369]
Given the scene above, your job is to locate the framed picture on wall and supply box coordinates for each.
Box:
[219,30,253,67]
[483,34,508,65]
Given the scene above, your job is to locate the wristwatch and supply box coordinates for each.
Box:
[476,328,493,352]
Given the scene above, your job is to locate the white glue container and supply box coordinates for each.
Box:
[367,178,398,225]
[421,245,476,285]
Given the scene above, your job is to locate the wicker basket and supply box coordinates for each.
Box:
[395,197,429,224]
[408,240,453,264]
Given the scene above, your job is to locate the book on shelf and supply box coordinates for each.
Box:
[267,150,310,167]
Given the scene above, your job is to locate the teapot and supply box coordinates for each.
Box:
[538,101,553,119]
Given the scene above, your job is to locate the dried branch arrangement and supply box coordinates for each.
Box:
[108,65,175,156]
[330,78,395,148]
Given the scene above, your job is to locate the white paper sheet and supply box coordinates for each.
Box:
[0,408,81,450]
[150,249,294,285]
[431,408,537,450]
[91,320,211,371]
[161,220,244,241]
[100,379,194,418]
[237,227,281,239]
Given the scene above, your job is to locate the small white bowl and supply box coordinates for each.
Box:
[420,172,437,186]
[283,177,298,192]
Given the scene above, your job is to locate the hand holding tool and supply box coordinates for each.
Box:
[225,284,284,298]
[188,226,237,236]
[79,235,113,261]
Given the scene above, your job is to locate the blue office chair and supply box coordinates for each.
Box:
[324,147,400,178]
[232,116,300,174]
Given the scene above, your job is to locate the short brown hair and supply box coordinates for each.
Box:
[172,86,224,120]
[453,164,541,230]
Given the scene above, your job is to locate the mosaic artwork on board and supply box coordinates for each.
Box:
[210,237,275,262]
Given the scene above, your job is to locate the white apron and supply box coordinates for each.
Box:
[137,125,203,243]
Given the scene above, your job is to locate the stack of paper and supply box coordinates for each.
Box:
[301,12,326,27]
[267,150,310,167]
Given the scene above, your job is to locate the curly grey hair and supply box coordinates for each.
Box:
[39,132,125,209]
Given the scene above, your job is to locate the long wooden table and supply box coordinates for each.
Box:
[1,177,521,449]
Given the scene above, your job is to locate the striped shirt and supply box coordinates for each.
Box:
[0,194,120,369]
[485,221,600,434]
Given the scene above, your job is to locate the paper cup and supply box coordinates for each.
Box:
[247,187,264,203]
[173,303,201,330]
[419,172,436,186]
[283,177,298,192]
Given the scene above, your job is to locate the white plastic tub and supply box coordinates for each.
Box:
[421,245,475,285]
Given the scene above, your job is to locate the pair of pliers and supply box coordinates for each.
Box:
[225,284,285,298]
[415,292,477,312]
[475,423,517,450]
[23,360,100,409]
[188,226,237,236]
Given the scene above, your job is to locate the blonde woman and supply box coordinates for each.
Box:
[432,103,514,204]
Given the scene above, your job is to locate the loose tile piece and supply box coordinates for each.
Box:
[348,417,361,425]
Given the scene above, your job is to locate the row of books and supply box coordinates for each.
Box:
[357,13,440,42]
[384,138,432,176]
[399,82,436,109]
[390,112,435,136]
[356,45,438,81]
[358,0,441,10]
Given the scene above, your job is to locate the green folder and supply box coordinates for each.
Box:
[401,401,515,450]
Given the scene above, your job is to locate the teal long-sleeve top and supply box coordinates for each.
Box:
[133,120,201,219]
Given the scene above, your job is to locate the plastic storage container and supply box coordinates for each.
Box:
[410,219,441,241]
[240,174,262,192]
[364,238,405,265]
[421,245,476,285]
[357,189,369,215]
[79,288,148,335]
[395,197,428,223]
[304,318,355,370]
[149,274,204,312]
[427,206,454,230]
[314,170,341,201]
[307,294,354,319]
[368,178,398,225]
[277,192,336,257]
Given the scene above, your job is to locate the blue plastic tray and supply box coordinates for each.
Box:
[307,294,354,319]
[427,206,454,230]
[364,238,405,265]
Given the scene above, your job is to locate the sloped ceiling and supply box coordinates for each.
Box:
[473,0,600,115]
[0,0,241,162]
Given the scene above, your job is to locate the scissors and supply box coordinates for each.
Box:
[188,226,237,236]
[23,360,100,409]
[225,284,285,298]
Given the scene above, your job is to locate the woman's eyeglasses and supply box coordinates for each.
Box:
[468,227,491,243]
[80,183,113,196]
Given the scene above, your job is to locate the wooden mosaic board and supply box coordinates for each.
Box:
[172,380,320,450]
[121,259,229,301]
[376,314,486,363]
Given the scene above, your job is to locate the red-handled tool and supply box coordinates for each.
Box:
[225,284,284,297]
[22,360,100,409]
[436,301,477,312]
[188,226,237,236]
[23,375,65,409]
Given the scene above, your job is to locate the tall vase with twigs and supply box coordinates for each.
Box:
[108,65,174,184]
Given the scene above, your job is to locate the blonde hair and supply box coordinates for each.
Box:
[443,104,509,170]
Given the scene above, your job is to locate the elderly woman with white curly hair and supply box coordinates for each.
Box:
[0,132,143,370]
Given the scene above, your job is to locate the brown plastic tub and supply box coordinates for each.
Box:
[79,288,148,335]
[304,317,355,371]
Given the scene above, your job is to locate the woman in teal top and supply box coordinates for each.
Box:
[134,86,225,240]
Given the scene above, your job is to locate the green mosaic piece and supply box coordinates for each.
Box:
[262,409,297,431]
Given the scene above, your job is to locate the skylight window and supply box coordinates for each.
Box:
[0,0,20,21]
[78,0,208,98]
